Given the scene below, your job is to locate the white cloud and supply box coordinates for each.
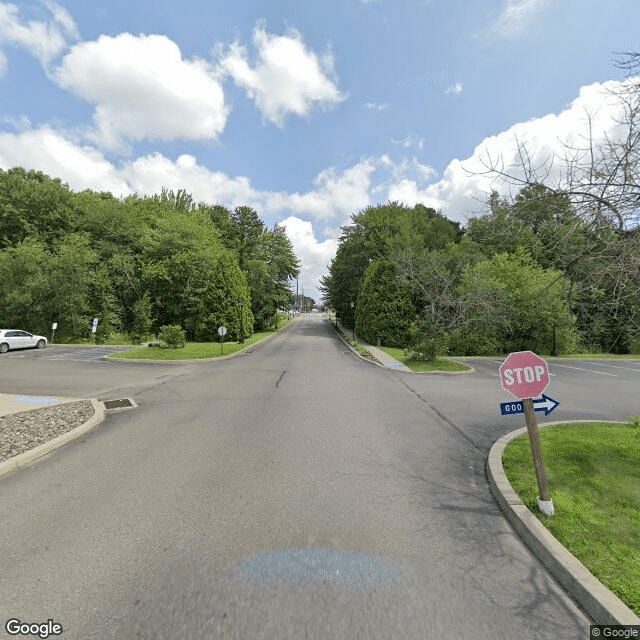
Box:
[0,125,129,194]
[0,1,78,72]
[55,33,228,149]
[42,0,77,37]
[362,102,389,111]
[481,0,551,39]
[218,26,345,126]
[266,159,376,220]
[280,216,338,298]
[391,134,427,149]
[387,79,633,222]
[125,152,260,207]
[444,82,463,96]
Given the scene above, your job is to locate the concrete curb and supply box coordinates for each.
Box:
[0,398,105,479]
[409,360,476,375]
[329,320,382,367]
[487,420,640,625]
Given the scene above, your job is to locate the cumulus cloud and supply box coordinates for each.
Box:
[55,33,228,149]
[386,79,633,222]
[480,0,551,39]
[126,152,260,207]
[266,159,376,220]
[218,26,345,126]
[0,125,129,194]
[280,216,338,296]
[0,0,78,72]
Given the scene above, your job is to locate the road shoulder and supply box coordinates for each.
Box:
[487,421,640,625]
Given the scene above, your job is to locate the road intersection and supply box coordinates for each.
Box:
[0,316,637,638]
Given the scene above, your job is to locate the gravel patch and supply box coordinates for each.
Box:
[0,401,95,462]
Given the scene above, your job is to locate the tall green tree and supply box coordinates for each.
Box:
[355,259,415,348]
[0,167,75,248]
[454,248,579,355]
[321,202,460,334]
[140,205,252,340]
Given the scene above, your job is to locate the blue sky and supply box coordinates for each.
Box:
[1,0,638,299]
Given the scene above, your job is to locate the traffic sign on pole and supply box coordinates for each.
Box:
[499,350,549,400]
[499,350,555,516]
[218,326,227,356]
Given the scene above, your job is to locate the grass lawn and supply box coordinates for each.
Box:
[502,421,640,615]
[378,346,472,372]
[109,323,290,361]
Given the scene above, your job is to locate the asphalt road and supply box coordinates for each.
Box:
[2,316,636,639]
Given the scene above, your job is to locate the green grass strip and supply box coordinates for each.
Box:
[502,421,640,615]
[377,346,471,372]
[109,322,290,361]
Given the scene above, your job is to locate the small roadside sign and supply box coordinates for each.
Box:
[218,326,227,356]
[91,317,99,333]
[499,350,555,516]
[500,394,559,416]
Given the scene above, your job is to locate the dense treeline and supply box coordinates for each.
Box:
[321,191,640,356]
[0,167,300,342]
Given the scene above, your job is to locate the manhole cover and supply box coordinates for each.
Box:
[103,398,135,410]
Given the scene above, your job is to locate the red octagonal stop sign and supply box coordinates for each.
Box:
[499,351,550,399]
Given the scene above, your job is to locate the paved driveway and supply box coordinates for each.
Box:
[0,317,615,639]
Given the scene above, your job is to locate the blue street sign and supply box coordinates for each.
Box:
[500,394,559,416]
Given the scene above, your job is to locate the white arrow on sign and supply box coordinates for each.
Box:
[534,394,560,415]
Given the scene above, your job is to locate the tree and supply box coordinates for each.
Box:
[140,205,252,341]
[0,167,75,248]
[473,65,640,351]
[321,202,460,334]
[393,236,486,357]
[454,248,579,355]
[355,259,415,348]
[202,205,299,329]
[0,233,118,340]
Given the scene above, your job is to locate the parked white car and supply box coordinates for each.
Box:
[0,330,47,353]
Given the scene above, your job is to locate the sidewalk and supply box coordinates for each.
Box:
[0,393,82,418]
[334,320,411,372]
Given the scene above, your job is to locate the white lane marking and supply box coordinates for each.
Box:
[551,363,617,376]
[487,358,556,375]
[584,361,640,372]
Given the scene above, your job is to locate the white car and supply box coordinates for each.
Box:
[0,330,47,353]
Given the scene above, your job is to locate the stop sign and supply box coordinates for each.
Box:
[499,351,550,399]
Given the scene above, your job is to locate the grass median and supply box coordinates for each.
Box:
[502,420,640,615]
[109,324,290,361]
[377,346,472,372]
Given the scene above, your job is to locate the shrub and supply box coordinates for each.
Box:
[407,332,449,361]
[158,324,186,348]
